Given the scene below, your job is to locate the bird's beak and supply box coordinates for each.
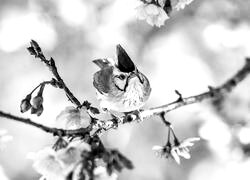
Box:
[133,68,143,84]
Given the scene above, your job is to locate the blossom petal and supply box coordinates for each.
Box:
[152,145,165,157]
[94,166,118,180]
[145,4,160,15]
[171,149,180,164]
[56,106,90,130]
[181,137,200,147]
[178,149,191,159]
[135,4,147,20]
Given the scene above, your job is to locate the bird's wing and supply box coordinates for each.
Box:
[93,66,113,94]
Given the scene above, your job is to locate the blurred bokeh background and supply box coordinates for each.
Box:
[1,0,250,179]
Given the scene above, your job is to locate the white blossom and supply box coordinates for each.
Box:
[71,163,89,180]
[158,0,166,7]
[0,130,13,148]
[56,106,91,130]
[152,137,200,164]
[175,0,195,11]
[28,140,91,180]
[27,147,65,180]
[94,166,118,180]
[171,137,200,164]
[152,145,170,158]
[136,3,169,27]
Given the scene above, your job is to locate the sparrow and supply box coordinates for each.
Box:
[93,44,151,113]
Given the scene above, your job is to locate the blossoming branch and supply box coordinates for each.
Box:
[0,39,250,179]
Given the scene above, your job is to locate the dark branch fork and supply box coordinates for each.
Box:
[0,40,250,138]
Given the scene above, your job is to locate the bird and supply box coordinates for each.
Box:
[93,44,151,113]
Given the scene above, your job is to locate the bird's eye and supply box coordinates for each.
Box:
[118,74,126,80]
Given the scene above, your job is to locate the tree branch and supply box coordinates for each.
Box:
[1,50,250,137]
[0,111,91,137]
[28,40,81,107]
[140,58,250,118]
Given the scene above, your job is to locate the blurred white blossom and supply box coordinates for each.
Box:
[237,127,250,145]
[56,106,91,130]
[27,140,91,180]
[175,0,194,11]
[0,166,9,180]
[136,3,169,27]
[56,0,88,27]
[0,129,13,148]
[0,10,56,52]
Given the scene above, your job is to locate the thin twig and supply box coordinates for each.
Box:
[28,40,81,107]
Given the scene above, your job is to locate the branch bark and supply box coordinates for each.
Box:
[0,111,91,136]
[140,58,250,118]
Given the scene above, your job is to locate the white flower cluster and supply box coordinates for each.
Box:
[152,137,200,164]
[28,141,90,180]
[136,1,169,27]
[174,0,195,11]
[135,0,195,27]
[28,140,117,180]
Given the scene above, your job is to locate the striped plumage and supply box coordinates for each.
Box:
[93,45,151,112]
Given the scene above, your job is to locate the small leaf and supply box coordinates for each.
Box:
[89,107,100,114]
[163,0,172,14]
[30,40,41,54]
[27,47,37,56]
[117,152,134,169]
[53,138,68,151]
[82,101,91,109]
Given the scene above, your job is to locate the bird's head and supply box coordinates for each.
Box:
[93,44,150,95]
[111,44,147,92]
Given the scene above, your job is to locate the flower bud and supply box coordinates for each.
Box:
[31,105,44,116]
[20,99,32,113]
[32,96,43,109]
[20,94,32,113]
[36,105,44,116]
[52,138,68,151]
